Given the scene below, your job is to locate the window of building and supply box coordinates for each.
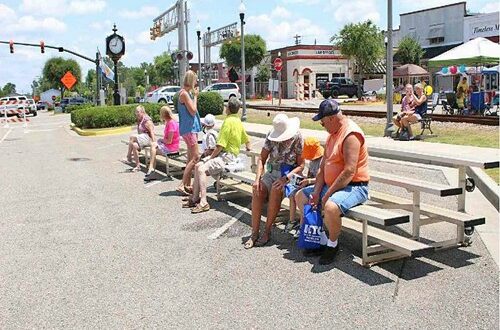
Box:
[429,37,445,44]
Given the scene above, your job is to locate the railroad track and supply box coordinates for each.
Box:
[247,104,499,126]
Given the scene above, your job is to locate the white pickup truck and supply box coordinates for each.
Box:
[0,95,30,117]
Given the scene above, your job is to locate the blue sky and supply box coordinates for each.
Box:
[0,0,498,93]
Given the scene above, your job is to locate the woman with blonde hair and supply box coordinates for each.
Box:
[145,105,180,180]
[401,83,427,140]
[177,70,202,195]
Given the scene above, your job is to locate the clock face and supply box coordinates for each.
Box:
[109,36,123,54]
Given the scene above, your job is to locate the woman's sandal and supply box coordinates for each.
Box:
[131,166,141,172]
[182,199,198,208]
[176,186,190,196]
[244,234,259,250]
[191,203,210,214]
[255,233,271,247]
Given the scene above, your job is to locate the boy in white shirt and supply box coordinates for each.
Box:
[200,114,218,160]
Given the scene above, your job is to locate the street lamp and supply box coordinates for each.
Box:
[196,20,202,90]
[239,0,247,121]
[384,0,394,136]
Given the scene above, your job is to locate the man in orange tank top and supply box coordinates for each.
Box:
[297,99,369,265]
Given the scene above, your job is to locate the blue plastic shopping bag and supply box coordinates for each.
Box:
[298,204,324,250]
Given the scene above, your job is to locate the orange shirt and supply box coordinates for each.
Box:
[324,119,370,186]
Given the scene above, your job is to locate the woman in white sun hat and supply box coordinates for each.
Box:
[244,113,305,249]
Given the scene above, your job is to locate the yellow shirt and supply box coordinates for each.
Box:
[217,114,249,156]
[457,81,469,94]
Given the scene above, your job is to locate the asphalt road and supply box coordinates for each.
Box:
[0,111,498,329]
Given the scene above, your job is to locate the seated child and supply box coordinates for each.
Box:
[200,114,218,160]
[285,137,324,233]
[145,105,180,179]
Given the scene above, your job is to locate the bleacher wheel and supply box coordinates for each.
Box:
[464,226,475,245]
[465,178,476,192]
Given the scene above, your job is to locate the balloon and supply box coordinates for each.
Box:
[450,65,458,74]
[459,64,466,73]
[441,67,448,74]
[424,85,433,96]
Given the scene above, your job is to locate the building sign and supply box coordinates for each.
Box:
[286,49,342,57]
[464,12,500,41]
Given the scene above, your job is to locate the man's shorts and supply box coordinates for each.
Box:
[261,170,282,193]
[301,184,369,215]
[182,132,198,147]
[134,133,151,150]
[203,156,226,178]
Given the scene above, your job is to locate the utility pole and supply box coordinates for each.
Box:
[384,0,394,136]
[293,34,301,45]
[177,0,187,84]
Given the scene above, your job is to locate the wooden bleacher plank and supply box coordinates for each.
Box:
[219,172,409,226]
[342,218,433,257]
[369,190,485,227]
[370,171,463,197]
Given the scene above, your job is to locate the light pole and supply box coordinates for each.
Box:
[144,69,149,100]
[196,21,202,89]
[239,0,247,121]
[384,0,394,136]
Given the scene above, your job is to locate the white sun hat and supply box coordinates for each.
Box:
[201,114,216,127]
[267,113,301,142]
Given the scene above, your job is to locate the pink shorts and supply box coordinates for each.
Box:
[182,133,198,147]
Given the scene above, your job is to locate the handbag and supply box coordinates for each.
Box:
[298,204,325,250]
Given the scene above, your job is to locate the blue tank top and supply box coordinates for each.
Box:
[415,101,427,117]
[178,91,201,136]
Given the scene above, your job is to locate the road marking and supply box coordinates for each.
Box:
[144,179,163,188]
[24,128,57,133]
[0,128,13,144]
[208,202,252,240]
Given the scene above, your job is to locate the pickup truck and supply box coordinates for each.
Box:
[318,77,361,99]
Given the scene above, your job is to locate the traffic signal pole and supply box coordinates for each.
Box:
[1,40,100,105]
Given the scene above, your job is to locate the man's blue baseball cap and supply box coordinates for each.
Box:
[312,99,340,121]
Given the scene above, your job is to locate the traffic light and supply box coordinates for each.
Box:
[40,40,45,53]
[150,27,156,40]
[9,40,14,53]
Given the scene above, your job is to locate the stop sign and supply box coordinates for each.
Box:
[274,57,283,72]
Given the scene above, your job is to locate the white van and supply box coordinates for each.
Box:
[202,83,241,101]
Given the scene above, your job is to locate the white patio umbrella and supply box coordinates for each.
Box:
[428,37,500,67]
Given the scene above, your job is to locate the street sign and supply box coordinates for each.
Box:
[61,71,77,90]
[274,57,283,72]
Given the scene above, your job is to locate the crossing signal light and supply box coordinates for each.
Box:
[9,40,14,53]
[40,40,45,53]
[186,51,193,61]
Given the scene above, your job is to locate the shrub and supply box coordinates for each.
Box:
[127,97,136,104]
[197,91,224,117]
[172,91,224,117]
[65,104,90,114]
[71,103,161,129]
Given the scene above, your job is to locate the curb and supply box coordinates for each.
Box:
[70,123,134,136]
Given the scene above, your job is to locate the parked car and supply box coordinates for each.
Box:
[60,97,86,112]
[0,95,29,117]
[202,83,241,101]
[36,101,49,110]
[318,77,361,99]
[146,86,181,104]
[27,98,37,116]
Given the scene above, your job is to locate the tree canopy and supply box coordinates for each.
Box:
[395,36,425,65]
[0,83,16,97]
[331,20,384,80]
[42,57,82,91]
[220,34,267,69]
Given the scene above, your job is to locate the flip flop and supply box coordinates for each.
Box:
[131,167,141,172]
[121,158,134,166]
[244,235,259,250]
[182,200,197,208]
[191,203,210,214]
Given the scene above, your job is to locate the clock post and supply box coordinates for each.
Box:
[106,24,125,105]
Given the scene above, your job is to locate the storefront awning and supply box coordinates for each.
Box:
[428,25,444,39]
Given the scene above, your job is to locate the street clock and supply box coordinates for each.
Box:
[106,24,125,61]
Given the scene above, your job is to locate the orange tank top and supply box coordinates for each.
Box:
[324,119,370,186]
